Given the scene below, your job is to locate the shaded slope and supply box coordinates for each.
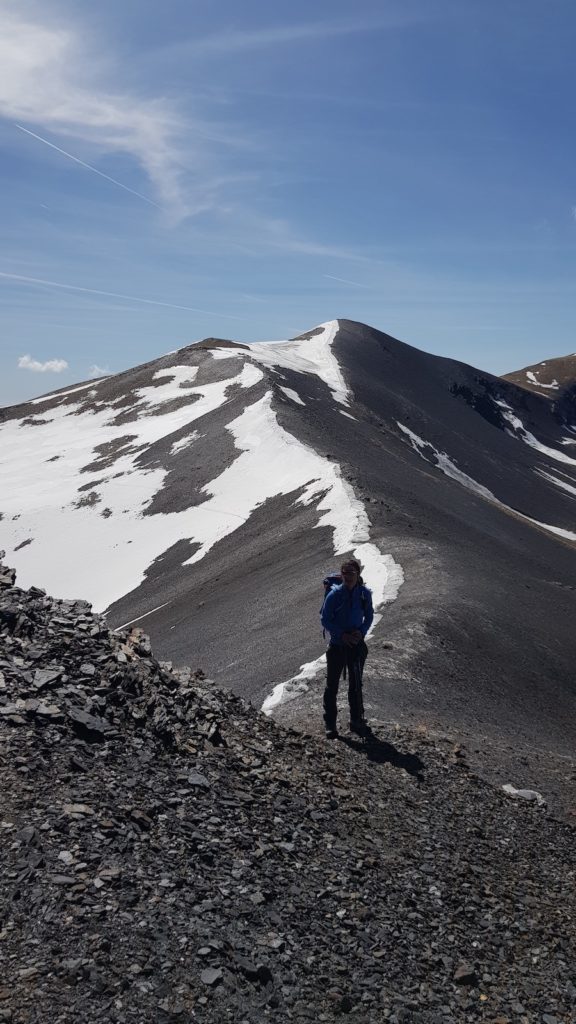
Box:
[284,321,576,803]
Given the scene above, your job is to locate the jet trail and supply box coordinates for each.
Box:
[0,271,248,321]
[15,124,160,208]
[323,274,369,288]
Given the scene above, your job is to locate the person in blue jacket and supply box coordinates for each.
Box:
[320,558,373,739]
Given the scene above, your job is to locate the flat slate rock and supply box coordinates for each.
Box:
[0,553,575,1024]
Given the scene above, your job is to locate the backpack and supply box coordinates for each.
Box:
[320,572,369,631]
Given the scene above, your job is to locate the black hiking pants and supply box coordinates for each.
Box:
[323,640,368,728]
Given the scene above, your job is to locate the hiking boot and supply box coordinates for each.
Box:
[325,726,338,740]
[349,718,370,736]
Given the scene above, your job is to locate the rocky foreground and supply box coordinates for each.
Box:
[1,557,575,1024]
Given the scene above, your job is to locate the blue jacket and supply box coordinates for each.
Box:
[321,583,374,646]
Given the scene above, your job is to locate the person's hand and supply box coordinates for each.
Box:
[342,631,361,646]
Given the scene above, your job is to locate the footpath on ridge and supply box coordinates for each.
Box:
[1,553,575,1024]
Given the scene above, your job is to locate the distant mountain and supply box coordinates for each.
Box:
[503,351,576,423]
[1,319,575,806]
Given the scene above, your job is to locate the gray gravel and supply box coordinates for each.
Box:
[1,555,576,1023]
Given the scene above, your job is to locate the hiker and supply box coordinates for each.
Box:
[320,558,373,739]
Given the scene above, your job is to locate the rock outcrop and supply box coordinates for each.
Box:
[1,555,575,1023]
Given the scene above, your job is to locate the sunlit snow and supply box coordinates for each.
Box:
[30,381,101,405]
[135,366,199,404]
[278,386,305,406]
[0,363,264,608]
[526,371,559,390]
[1,342,403,688]
[247,320,350,406]
[171,430,200,455]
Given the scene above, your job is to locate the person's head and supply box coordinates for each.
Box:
[341,559,362,589]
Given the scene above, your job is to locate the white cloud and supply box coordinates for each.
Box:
[0,5,190,219]
[88,364,110,379]
[18,354,68,373]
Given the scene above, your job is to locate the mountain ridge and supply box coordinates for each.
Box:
[1,319,575,816]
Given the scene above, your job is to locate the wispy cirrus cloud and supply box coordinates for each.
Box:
[186,13,424,56]
[0,5,410,251]
[18,354,68,373]
[0,5,190,219]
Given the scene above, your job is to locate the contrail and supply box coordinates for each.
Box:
[323,274,369,288]
[15,124,161,208]
[0,271,248,321]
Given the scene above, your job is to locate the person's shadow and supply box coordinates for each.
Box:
[339,728,425,780]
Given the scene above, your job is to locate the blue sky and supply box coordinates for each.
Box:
[1,0,576,404]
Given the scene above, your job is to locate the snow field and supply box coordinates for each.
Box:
[1,328,404,699]
[0,362,264,608]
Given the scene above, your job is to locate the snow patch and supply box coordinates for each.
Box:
[340,410,357,421]
[397,424,497,503]
[537,469,576,498]
[135,366,199,406]
[278,386,305,406]
[522,515,576,542]
[495,399,576,467]
[209,348,246,361]
[502,784,546,806]
[247,320,350,407]
[262,655,326,715]
[30,381,98,405]
[526,371,559,390]
[182,392,375,567]
[171,430,200,455]
[116,601,171,630]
